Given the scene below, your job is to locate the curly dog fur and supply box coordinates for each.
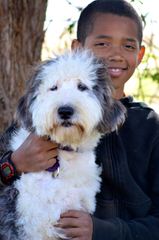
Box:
[0,50,126,240]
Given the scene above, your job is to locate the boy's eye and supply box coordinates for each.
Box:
[78,83,89,91]
[95,42,110,47]
[124,44,136,50]
[50,85,58,91]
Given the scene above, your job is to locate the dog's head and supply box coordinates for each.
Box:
[16,50,126,146]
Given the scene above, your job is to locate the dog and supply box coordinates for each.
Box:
[0,49,126,240]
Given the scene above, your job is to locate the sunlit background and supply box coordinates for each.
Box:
[42,0,159,112]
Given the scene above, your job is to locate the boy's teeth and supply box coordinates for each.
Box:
[108,68,123,77]
[111,68,120,72]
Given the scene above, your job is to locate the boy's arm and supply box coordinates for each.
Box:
[92,215,159,239]
[56,210,159,240]
[93,136,159,240]
[58,136,159,240]
[0,126,58,186]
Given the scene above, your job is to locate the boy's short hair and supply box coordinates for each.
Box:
[77,0,143,45]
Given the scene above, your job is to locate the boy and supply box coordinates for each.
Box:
[54,1,159,239]
[0,0,159,239]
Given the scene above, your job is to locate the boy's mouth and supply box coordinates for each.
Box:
[108,67,127,78]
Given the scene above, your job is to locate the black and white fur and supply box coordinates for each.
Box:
[0,49,126,240]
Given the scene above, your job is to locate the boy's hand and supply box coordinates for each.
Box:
[11,133,58,173]
[56,210,93,240]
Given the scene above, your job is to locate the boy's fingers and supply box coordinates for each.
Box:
[46,150,57,160]
[62,228,81,238]
[60,210,83,218]
[56,217,80,228]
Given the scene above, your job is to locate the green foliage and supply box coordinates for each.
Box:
[152,72,159,82]
[67,21,76,34]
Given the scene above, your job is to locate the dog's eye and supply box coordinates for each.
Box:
[78,83,89,91]
[50,86,57,91]
[93,85,99,92]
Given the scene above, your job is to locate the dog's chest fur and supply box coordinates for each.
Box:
[11,128,101,240]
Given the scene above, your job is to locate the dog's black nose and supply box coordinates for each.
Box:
[58,106,74,120]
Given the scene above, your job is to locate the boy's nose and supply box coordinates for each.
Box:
[107,46,124,62]
[108,54,124,62]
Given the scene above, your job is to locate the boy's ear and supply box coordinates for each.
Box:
[71,39,82,50]
[137,45,145,65]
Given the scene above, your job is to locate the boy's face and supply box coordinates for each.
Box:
[72,13,145,99]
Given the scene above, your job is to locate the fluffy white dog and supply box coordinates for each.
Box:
[0,49,126,240]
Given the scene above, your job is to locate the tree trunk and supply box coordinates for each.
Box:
[0,0,48,131]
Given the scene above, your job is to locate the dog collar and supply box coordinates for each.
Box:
[46,159,59,173]
[59,145,78,152]
[45,144,79,178]
[46,158,60,178]
[45,145,78,178]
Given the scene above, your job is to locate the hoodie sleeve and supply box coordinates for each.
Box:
[92,215,159,240]
[92,134,159,240]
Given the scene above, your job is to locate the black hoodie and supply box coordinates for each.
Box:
[93,96,159,240]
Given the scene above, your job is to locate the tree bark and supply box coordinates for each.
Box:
[0,0,48,131]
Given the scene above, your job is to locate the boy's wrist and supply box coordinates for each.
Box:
[0,151,20,185]
[11,151,23,174]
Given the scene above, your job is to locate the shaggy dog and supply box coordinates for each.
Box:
[0,50,126,240]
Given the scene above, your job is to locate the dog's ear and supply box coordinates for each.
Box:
[97,97,127,134]
[93,62,127,134]
[15,94,33,131]
[14,62,46,131]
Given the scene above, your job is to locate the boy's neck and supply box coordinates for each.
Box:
[113,90,125,100]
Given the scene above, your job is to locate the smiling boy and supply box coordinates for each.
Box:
[55,1,159,239]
